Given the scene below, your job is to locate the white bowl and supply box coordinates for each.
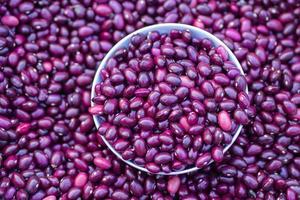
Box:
[91,23,247,175]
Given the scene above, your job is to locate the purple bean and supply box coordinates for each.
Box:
[67,187,82,200]
[286,125,300,136]
[0,116,12,129]
[74,172,88,188]
[160,94,178,106]
[94,185,108,199]
[154,152,172,165]
[196,153,211,168]
[211,147,224,162]
[95,5,112,17]
[11,172,25,188]
[225,28,241,42]
[243,174,258,189]
[26,176,40,194]
[218,111,232,132]
[167,176,180,194]
[1,15,19,27]
[134,139,147,157]
[112,189,129,200]
[138,117,155,131]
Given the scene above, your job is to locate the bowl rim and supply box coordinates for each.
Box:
[91,23,248,175]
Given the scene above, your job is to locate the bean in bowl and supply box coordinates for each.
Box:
[90,28,249,174]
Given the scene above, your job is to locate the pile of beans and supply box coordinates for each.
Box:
[90,29,249,173]
[0,0,300,199]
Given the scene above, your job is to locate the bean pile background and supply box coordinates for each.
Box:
[0,0,300,199]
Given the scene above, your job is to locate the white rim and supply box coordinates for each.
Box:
[91,23,248,175]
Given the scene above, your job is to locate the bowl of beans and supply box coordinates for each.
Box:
[90,23,249,175]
